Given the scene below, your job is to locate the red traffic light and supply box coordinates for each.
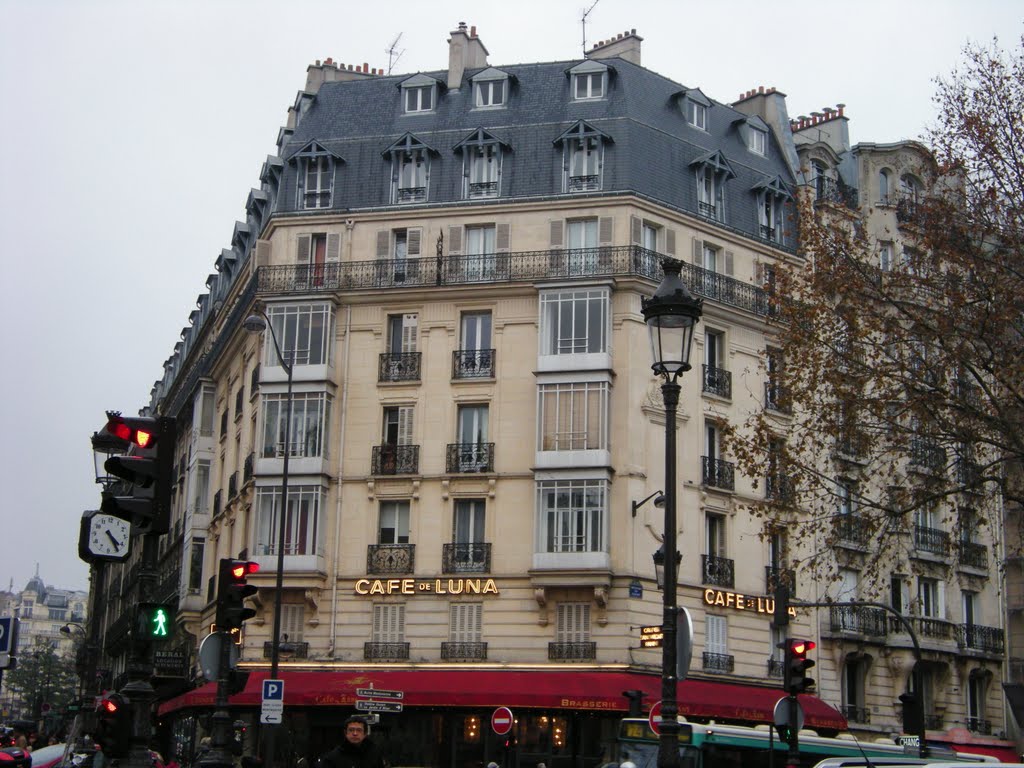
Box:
[791,639,815,655]
[105,414,160,450]
[229,561,260,580]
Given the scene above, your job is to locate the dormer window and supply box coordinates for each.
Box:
[748,127,768,156]
[399,74,441,115]
[384,134,435,204]
[555,121,612,193]
[454,128,510,200]
[753,176,793,245]
[476,79,504,107]
[691,151,735,223]
[291,141,342,210]
[568,61,609,102]
[406,86,433,113]
[679,89,711,131]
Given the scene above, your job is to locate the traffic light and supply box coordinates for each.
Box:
[101,412,176,535]
[899,691,924,734]
[778,638,815,694]
[96,692,132,759]
[137,603,175,640]
[772,583,790,629]
[216,559,259,631]
[227,669,250,696]
[231,720,247,756]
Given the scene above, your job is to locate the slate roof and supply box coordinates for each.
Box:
[279,56,797,243]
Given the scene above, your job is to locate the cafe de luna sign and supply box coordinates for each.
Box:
[354,577,500,596]
[703,588,797,619]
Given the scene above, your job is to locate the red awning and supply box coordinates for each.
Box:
[157,669,845,730]
[954,743,1021,762]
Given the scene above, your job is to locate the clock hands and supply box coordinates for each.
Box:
[106,530,124,550]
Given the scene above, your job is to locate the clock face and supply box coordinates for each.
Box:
[88,514,131,560]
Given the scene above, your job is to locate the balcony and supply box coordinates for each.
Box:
[213,490,222,517]
[446,443,495,474]
[702,554,735,588]
[255,245,781,317]
[765,382,791,413]
[767,659,784,678]
[959,541,988,570]
[765,473,794,502]
[701,457,735,491]
[914,525,951,557]
[895,195,922,225]
[835,513,872,547]
[957,624,1004,655]
[379,352,422,383]
[228,472,238,499]
[442,543,492,574]
[371,444,419,475]
[441,641,488,661]
[814,177,859,210]
[367,544,415,575]
[698,201,718,220]
[702,652,734,674]
[243,452,254,482]
[840,705,871,724]
[765,566,795,593]
[567,174,600,192]
[548,642,597,660]
[916,617,954,640]
[453,349,495,379]
[397,186,426,204]
[364,642,410,661]
[829,605,888,636]
[467,181,497,199]
[966,717,992,735]
[909,437,946,474]
[702,365,732,398]
[262,640,309,659]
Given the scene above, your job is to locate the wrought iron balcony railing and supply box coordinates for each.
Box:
[379,352,422,382]
[364,642,410,661]
[957,623,1004,654]
[702,652,734,673]
[213,490,222,517]
[243,452,254,482]
[765,472,794,502]
[446,443,495,474]
[367,544,415,574]
[228,472,238,499]
[835,513,872,547]
[914,524,951,556]
[397,186,426,203]
[702,365,732,398]
[371,444,419,475]
[698,201,718,220]
[442,543,492,574]
[262,640,309,659]
[467,181,498,198]
[702,554,735,588]
[701,456,735,491]
[255,246,779,316]
[765,566,795,593]
[567,175,600,192]
[814,177,859,210]
[840,705,871,724]
[548,641,597,660]
[966,717,992,735]
[959,541,988,569]
[453,348,495,379]
[909,437,946,474]
[765,382,791,413]
[829,605,888,636]
[767,658,784,678]
[441,641,488,661]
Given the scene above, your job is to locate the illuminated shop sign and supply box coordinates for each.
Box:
[702,588,796,618]
[354,578,500,596]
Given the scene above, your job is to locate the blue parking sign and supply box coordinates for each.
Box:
[262,679,285,701]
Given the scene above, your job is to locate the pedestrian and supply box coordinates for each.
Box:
[317,716,387,768]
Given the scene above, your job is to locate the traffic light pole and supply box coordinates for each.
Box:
[121,532,159,768]
[198,630,236,768]
[785,693,799,768]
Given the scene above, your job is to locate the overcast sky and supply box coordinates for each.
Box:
[0,0,1019,594]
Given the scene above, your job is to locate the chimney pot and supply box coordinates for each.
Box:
[458,21,467,30]
[631,28,636,34]
[363,62,368,71]
[470,25,476,37]
[325,57,333,65]
[315,59,321,66]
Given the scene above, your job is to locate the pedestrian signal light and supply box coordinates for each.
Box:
[138,603,175,639]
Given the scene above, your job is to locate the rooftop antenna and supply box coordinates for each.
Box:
[386,33,404,76]
[581,0,600,55]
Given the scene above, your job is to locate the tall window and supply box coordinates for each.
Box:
[686,100,706,130]
[812,161,829,198]
[379,500,410,544]
[879,169,892,204]
[302,156,332,209]
[475,79,505,107]
[261,392,330,459]
[759,192,783,241]
[697,166,725,221]
[468,145,500,198]
[574,72,604,100]
[967,672,986,730]
[457,405,489,446]
[540,288,608,355]
[453,499,485,544]
[461,312,491,352]
[962,590,978,626]
[748,127,768,155]
[255,485,321,556]
[706,614,728,657]
[837,479,856,516]
[372,604,405,642]
[192,460,210,512]
[918,578,941,618]
[387,313,418,354]
[538,381,609,451]
[568,138,602,191]
[450,603,483,643]
[405,86,433,113]
[641,222,658,251]
[556,603,591,643]
[199,386,215,436]
[538,479,607,553]
[188,537,205,592]
[843,656,866,720]
[397,149,428,203]
[465,225,496,280]
[265,304,334,366]
[706,513,726,558]
[879,241,894,272]
[382,406,414,446]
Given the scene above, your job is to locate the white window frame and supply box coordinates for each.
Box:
[705,512,726,558]
[537,479,608,553]
[255,484,322,557]
[396,149,429,203]
[567,137,602,192]
[917,577,942,618]
[748,127,768,155]
[265,303,334,367]
[260,391,331,459]
[474,79,505,108]
[467,145,500,198]
[537,381,609,452]
[879,241,894,271]
[687,100,707,130]
[372,603,405,642]
[379,500,410,544]
[556,603,591,642]
[450,603,483,642]
[697,166,725,221]
[540,288,609,356]
[302,155,332,210]
[404,85,434,113]
[574,72,605,100]
[705,614,728,656]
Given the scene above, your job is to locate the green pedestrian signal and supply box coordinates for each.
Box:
[138,603,174,639]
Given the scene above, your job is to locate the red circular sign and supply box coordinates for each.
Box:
[491,706,514,735]
[648,700,663,735]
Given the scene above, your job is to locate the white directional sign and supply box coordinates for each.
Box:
[355,688,404,700]
[355,699,403,713]
[261,679,285,724]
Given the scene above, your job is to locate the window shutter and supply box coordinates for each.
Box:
[706,614,727,655]
[376,230,390,259]
[630,216,642,245]
[282,604,304,641]
[297,234,312,265]
[395,604,406,639]
[724,250,734,276]
[326,233,341,262]
[665,228,676,256]
[937,581,946,619]
[326,158,335,204]
[598,217,613,246]
[448,226,463,255]
[372,604,383,638]
[401,314,418,352]
[691,237,702,264]
[754,261,764,285]
[496,223,511,252]
[296,161,306,207]
[408,228,422,257]
[549,220,564,248]
[255,239,272,268]
[397,406,414,446]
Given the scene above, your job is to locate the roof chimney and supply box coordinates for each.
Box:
[586,28,642,65]
[448,21,489,90]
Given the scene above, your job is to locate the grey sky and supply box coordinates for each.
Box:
[0,0,1019,593]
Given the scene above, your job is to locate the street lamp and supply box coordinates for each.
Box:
[242,308,293,768]
[641,258,703,768]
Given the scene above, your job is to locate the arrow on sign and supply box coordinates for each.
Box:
[261,712,282,724]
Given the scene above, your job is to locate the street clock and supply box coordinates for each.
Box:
[78,510,131,563]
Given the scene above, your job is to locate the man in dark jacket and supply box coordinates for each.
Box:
[317,716,386,768]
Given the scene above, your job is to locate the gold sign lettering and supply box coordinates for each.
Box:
[703,588,797,618]
[354,577,501,596]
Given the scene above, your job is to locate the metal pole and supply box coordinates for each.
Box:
[262,321,293,768]
[785,694,800,768]
[657,381,681,768]
[122,532,159,768]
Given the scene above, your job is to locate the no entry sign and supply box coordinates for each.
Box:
[649,700,664,735]
[491,706,514,735]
